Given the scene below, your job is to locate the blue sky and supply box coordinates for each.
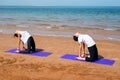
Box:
[0,0,120,6]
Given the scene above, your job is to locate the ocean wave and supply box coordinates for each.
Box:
[104,28,120,31]
[16,25,29,27]
[107,37,120,41]
[0,18,16,21]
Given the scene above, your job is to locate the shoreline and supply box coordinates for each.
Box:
[0,24,120,41]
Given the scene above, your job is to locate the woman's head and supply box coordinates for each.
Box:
[14,30,21,37]
[14,33,18,37]
[73,32,80,41]
[73,35,78,41]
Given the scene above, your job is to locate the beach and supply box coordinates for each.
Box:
[0,6,120,80]
[0,28,120,80]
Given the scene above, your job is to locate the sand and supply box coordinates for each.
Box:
[0,33,120,80]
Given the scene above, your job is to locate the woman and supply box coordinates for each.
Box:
[14,30,36,53]
[73,32,98,62]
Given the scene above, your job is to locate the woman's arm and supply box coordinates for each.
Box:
[16,34,21,52]
[76,42,86,60]
[82,43,85,54]
[79,42,86,57]
[78,42,83,57]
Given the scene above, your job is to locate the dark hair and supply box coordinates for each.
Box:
[73,36,78,41]
[14,33,18,37]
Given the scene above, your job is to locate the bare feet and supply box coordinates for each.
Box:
[76,56,85,60]
[87,55,90,57]
[16,50,20,53]
[81,54,86,58]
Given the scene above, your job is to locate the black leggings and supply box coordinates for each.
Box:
[85,44,98,62]
[27,36,36,53]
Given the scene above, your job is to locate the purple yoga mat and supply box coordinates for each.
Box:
[61,54,115,66]
[6,48,52,57]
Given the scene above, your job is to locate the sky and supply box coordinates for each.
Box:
[0,0,120,6]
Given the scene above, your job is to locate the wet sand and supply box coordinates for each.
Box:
[0,24,120,41]
[0,32,120,80]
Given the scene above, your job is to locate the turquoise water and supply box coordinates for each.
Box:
[0,6,120,30]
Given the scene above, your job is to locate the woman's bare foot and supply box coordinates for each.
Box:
[76,56,85,60]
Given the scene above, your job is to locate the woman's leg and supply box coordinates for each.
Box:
[30,37,36,51]
[27,37,31,53]
[27,36,36,53]
[85,45,98,62]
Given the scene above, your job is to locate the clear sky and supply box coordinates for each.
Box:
[0,0,120,6]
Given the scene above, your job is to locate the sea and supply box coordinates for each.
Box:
[0,6,120,41]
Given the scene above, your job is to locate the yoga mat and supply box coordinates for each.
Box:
[6,48,52,57]
[61,54,115,66]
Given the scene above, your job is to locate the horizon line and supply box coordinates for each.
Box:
[0,5,120,7]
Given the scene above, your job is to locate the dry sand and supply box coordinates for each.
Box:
[0,33,120,80]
